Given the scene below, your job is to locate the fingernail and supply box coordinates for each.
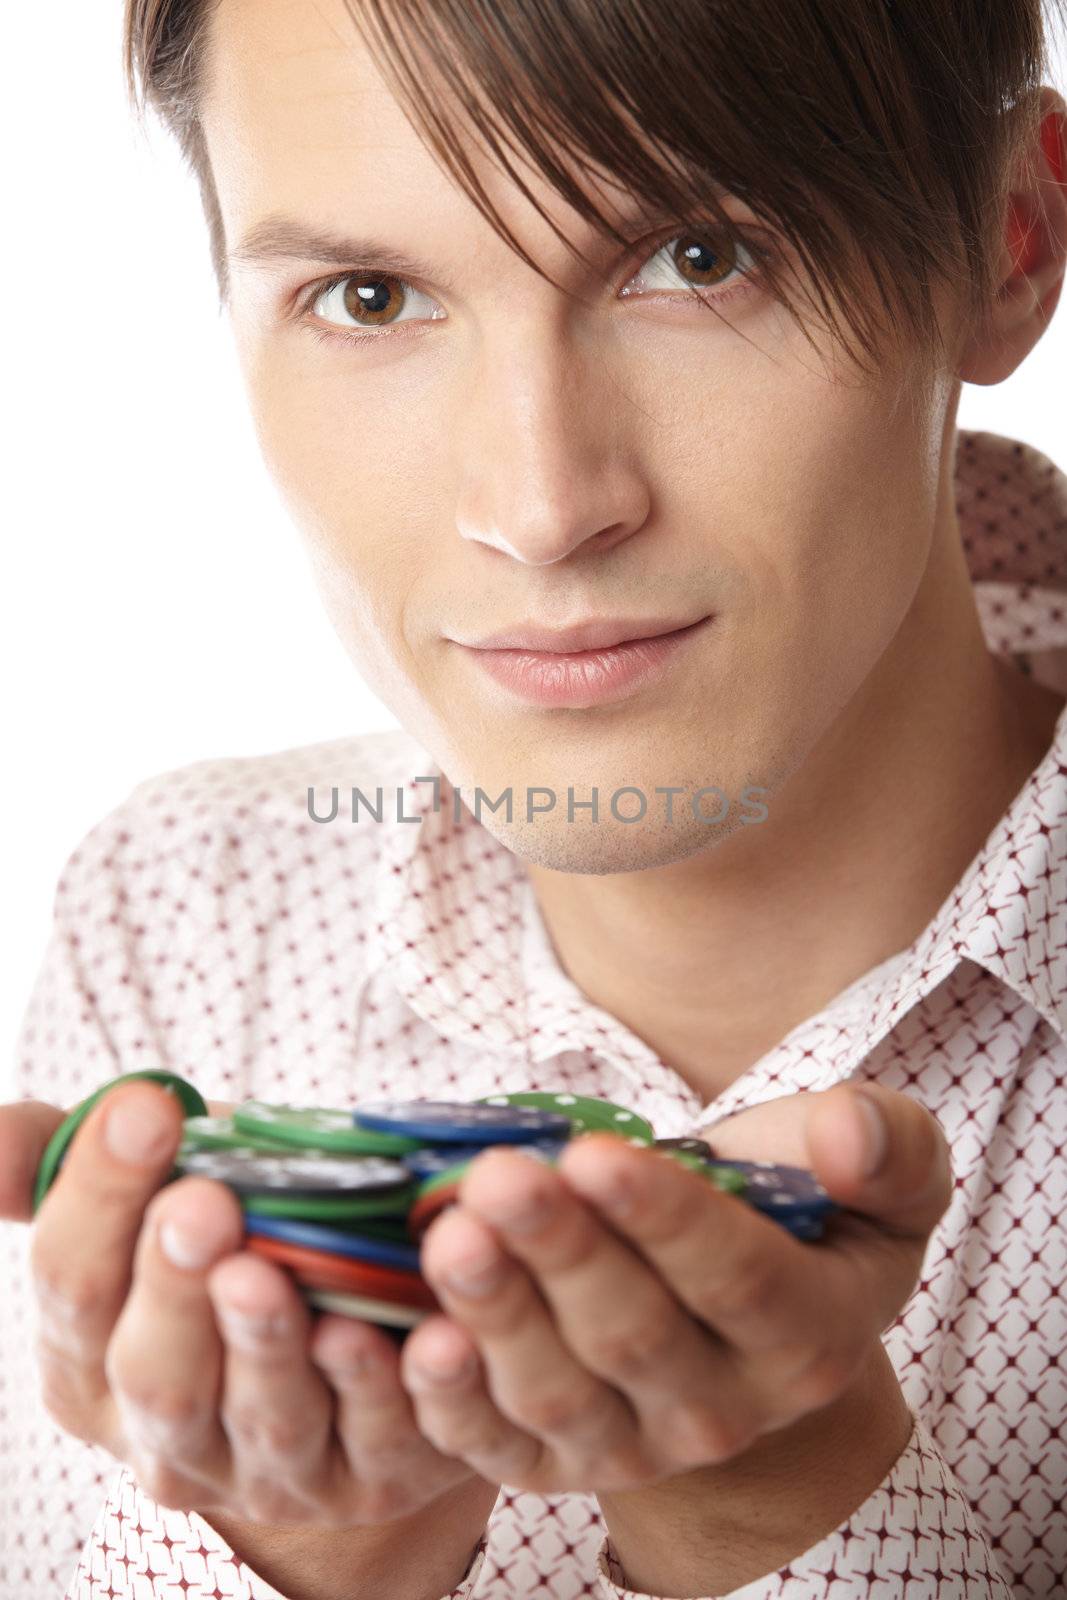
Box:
[410,1350,477,1386]
[216,1304,291,1347]
[104,1091,177,1167]
[854,1090,888,1179]
[441,1252,506,1297]
[158,1211,233,1271]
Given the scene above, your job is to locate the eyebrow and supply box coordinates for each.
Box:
[229,217,447,280]
[227,201,701,281]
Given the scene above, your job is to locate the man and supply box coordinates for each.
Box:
[1,0,1065,1595]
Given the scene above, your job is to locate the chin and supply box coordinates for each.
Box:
[474,810,757,875]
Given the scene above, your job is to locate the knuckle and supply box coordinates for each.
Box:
[241,1478,311,1525]
[35,1341,95,1432]
[664,1399,750,1465]
[413,1398,501,1461]
[225,1402,309,1460]
[584,1303,679,1378]
[354,1479,416,1524]
[787,1340,856,1412]
[705,1251,780,1324]
[32,1251,109,1324]
[116,1373,205,1441]
[593,1439,659,1490]
[513,1383,587,1436]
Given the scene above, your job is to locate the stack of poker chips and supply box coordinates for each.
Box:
[32,1072,837,1341]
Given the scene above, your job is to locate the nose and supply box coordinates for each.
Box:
[460,506,644,565]
[454,345,651,566]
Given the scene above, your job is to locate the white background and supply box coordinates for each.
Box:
[3,5,1066,1077]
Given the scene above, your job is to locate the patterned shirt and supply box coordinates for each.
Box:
[2,427,1065,1599]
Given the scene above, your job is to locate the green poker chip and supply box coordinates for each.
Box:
[33,1069,208,1214]
[181,1114,295,1155]
[232,1102,422,1157]
[476,1091,655,1144]
[241,1185,419,1223]
[413,1141,566,1203]
[657,1146,748,1193]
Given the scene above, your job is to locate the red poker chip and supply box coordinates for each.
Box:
[407,1180,462,1238]
[247,1236,441,1311]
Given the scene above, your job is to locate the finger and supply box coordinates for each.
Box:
[205,1251,340,1522]
[400,1311,543,1490]
[0,1101,65,1220]
[309,1313,482,1519]
[806,1083,954,1239]
[105,1175,245,1495]
[415,1203,650,1488]
[553,1137,852,1421]
[455,1147,762,1461]
[30,1083,186,1439]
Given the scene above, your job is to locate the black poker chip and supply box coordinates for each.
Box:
[173,1146,412,1195]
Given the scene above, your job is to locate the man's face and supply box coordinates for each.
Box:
[202,0,960,872]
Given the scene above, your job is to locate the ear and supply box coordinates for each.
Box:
[956,86,1067,386]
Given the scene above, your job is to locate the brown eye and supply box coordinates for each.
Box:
[620,228,760,300]
[670,234,740,286]
[309,270,439,333]
[340,273,407,326]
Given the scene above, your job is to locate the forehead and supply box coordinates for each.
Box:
[199,0,654,278]
[201,0,433,224]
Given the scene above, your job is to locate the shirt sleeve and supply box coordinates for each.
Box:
[590,1411,1014,1599]
[2,807,161,1596]
[1,785,235,1596]
[64,1465,490,1599]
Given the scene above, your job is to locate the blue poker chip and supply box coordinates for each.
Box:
[243,1213,422,1273]
[704,1158,834,1217]
[698,1158,836,1240]
[781,1213,830,1241]
[400,1135,571,1180]
[353,1099,572,1145]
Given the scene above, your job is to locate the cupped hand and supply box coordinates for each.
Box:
[3,1085,484,1525]
[398,1083,951,1495]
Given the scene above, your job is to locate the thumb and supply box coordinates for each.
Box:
[0,1101,68,1222]
[805,1083,954,1243]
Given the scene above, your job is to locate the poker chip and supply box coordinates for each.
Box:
[243,1213,422,1274]
[241,1187,418,1222]
[181,1115,295,1155]
[659,1147,748,1193]
[654,1135,717,1159]
[34,1071,842,1337]
[33,1070,209,1214]
[303,1289,429,1329]
[707,1158,833,1214]
[406,1179,463,1239]
[478,1091,656,1145]
[406,1141,570,1239]
[401,1135,570,1181]
[353,1099,572,1145]
[233,1102,422,1156]
[246,1235,440,1311]
[174,1146,412,1195]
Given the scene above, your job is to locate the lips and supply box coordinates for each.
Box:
[457,615,715,708]
[461,615,711,653]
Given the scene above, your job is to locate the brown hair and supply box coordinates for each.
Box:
[123,0,1066,380]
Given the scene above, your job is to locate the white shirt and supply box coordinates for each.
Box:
[2,427,1065,1599]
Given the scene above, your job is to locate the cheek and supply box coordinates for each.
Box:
[237,345,429,678]
[725,380,944,720]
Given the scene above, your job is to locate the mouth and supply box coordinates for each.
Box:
[458,614,711,653]
[454,614,715,708]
